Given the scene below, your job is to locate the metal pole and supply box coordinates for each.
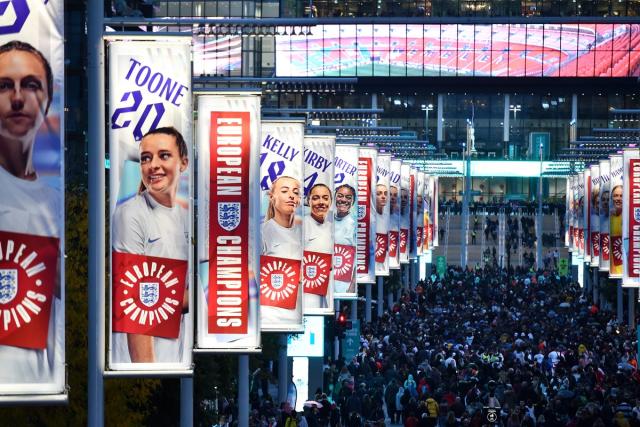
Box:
[278,335,288,404]
[537,143,543,270]
[180,378,193,427]
[628,288,636,329]
[593,271,599,306]
[387,290,393,309]
[377,276,384,318]
[334,300,340,360]
[88,0,105,425]
[365,283,372,323]
[238,356,249,427]
[351,300,358,322]
[461,143,470,268]
[617,280,624,324]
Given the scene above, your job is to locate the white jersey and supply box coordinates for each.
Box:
[261,218,302,257]
[303,214,333,253]
[334,214,356,246]
[260,219,303,329]
[111,191,190,364]
[0,166,63,392]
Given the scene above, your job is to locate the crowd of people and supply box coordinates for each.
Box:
[440,200,565,217]
[233,264,639,427]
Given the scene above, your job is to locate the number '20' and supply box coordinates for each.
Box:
[111,90,165,141]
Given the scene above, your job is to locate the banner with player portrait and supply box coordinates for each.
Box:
[609,154,624,278]
[256,120,305,330]
[622,149,640,287]
[570,175,579,253]
[583,168,591,263]
[590,164,600,267]
[302,135,335,315]
[0,0,65,396]
[409,168,418,260]
[565,177,570,248]
[357,148,377,284]
[375,154,391,276]
[399,164,411,264]
[388,159,402,270]
[416,171,425,256]
[431,177,439,248]
[578,172,586,258]
[599,160,610,271]
[333,144,359,299]
[196,92,261,348]
[109,39,194,370]
[423,175,432,252]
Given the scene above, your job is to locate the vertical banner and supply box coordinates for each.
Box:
[357,148,377,284]
[388,159,402,270]
[583,169,591,263]
[590,164,600,267]
[565,177,570,248]
[196,92,261,349]
[375,154,391,276]
[622,149,640,287]
[0,0,65,395]
[423,175,432,252]
[416,172,425,256]
[610,154,624,278]
[578,172,585,258]
[599,160,611,271]
[302,135,335,315]
[399,163,410,264]
[333,144,359,298]
[109,39,193,370]
[432,177,439,248]
[571,175,579,253]
[257,120,305,331]
[409,168,418,260]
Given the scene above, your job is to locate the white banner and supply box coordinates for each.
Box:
[357,148,377,284]
[302,135,335,315]
[375,154,391,276]
[432,177,439,248]
[399,163,410,264]
[388,159,402,269]
[570,175,579,253]
[416,171,425,256]
[333,144,359,298]
[409,167,418,260]
[564,177,570,248]
[0,0,65,395]
[590,164,600,267]
[610,154,624,278]
[108,39,193,370]
[599,160,610,271]
[196,93,261,348]
[583,169,591,263]
[256,120,305,332]
[622,149,640,287]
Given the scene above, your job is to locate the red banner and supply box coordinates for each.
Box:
[600,233,610,261]
[302,251,332,296]
[0,231,58,349]
[259,256,301,309]
[612,235,623,268]
[333,244,356,283]
[357,157,372,274]
[388,231,399,259]
[416,227,424,251]
[591,232,600,257]
[112,251,187,339]
[375,233,389,263]
[400,229,408,254]
[208,112,250,334]
[627,158,640,278]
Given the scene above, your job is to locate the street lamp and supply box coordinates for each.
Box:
[421,103,434,140]
[509,104,521,120]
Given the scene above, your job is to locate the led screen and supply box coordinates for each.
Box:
[275,23,640,77]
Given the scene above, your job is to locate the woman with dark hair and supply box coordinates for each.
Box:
[112,126,189,363]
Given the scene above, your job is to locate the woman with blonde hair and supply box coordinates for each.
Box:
[262,175,302,256]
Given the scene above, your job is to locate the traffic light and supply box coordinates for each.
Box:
[336,313,347,339]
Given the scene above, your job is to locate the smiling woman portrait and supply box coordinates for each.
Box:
[111,126,189,363]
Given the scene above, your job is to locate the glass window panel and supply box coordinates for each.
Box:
[406,25,423,76]
[340,24,357,76]
[373,24,389,76]
[290,28,309,76]
[229,1,243,16]
[389,25,407,76]
[355,25,373,76]
[307,30,323,77]
[322,25,340,77]
[262,0,279,17]
[423,24,440,75]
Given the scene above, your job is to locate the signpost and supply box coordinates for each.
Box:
[341,320,360,361]
[436,256,447,279]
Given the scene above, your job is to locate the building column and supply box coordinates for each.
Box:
[503,94,510,158]
[437,94,444,152]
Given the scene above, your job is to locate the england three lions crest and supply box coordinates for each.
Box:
[634,207,640,222]
[0,269,18,304]
[259,255,301,309]
[303,251,332,296]
[218,202,241,231]
[140,282,160,307]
